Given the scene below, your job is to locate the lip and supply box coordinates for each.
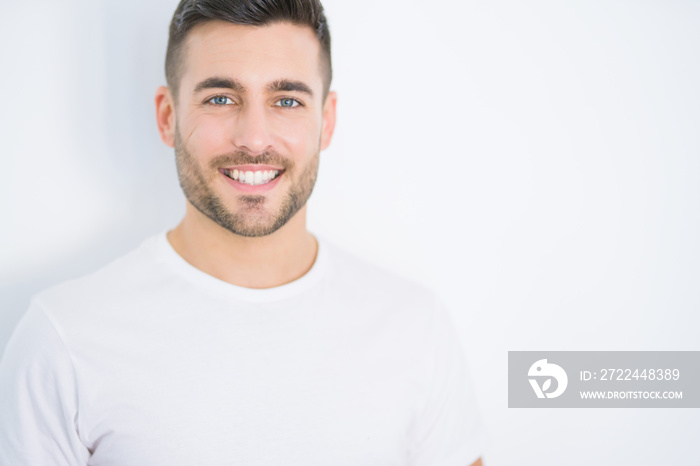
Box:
[221,164,284,171]
[219,168,284,193]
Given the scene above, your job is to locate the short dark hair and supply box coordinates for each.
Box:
[165,0,332,103]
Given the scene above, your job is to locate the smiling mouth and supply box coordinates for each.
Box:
[222,168,284,186]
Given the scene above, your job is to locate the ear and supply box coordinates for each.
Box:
[320,90,337,151]
[155,85,176,148]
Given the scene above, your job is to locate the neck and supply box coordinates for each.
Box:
[166,202,318,289]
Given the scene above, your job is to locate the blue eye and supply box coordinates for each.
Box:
[276,98,300,108]
[209,96,233,105]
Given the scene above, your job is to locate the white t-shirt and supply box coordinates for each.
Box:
[0,232,485,466]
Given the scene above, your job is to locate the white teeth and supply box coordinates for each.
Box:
[225,169,282,185]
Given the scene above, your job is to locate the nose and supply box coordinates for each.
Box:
[231,103,273,155]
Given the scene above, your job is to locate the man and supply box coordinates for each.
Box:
[0,0,485,464]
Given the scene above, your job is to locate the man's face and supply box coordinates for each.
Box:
[168,21,334,237]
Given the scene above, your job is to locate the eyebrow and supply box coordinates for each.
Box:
[193,77,245,93]
[192,76,314,98]
[267,79,314,97]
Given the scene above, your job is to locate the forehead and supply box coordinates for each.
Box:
[179,20,324,94]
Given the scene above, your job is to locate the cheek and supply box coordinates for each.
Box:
[183,111,321,158]
[187,116,232,155]
[273,116,320,155]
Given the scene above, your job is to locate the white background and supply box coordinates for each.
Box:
[1,0,699,464]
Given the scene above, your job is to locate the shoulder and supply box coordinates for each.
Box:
[320,237,441,318]
[32,233,166,324]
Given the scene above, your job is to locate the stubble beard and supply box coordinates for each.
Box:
[173,129,320,238]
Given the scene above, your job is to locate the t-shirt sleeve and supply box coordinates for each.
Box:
[0,300,90,466]
[407,295,487,466]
